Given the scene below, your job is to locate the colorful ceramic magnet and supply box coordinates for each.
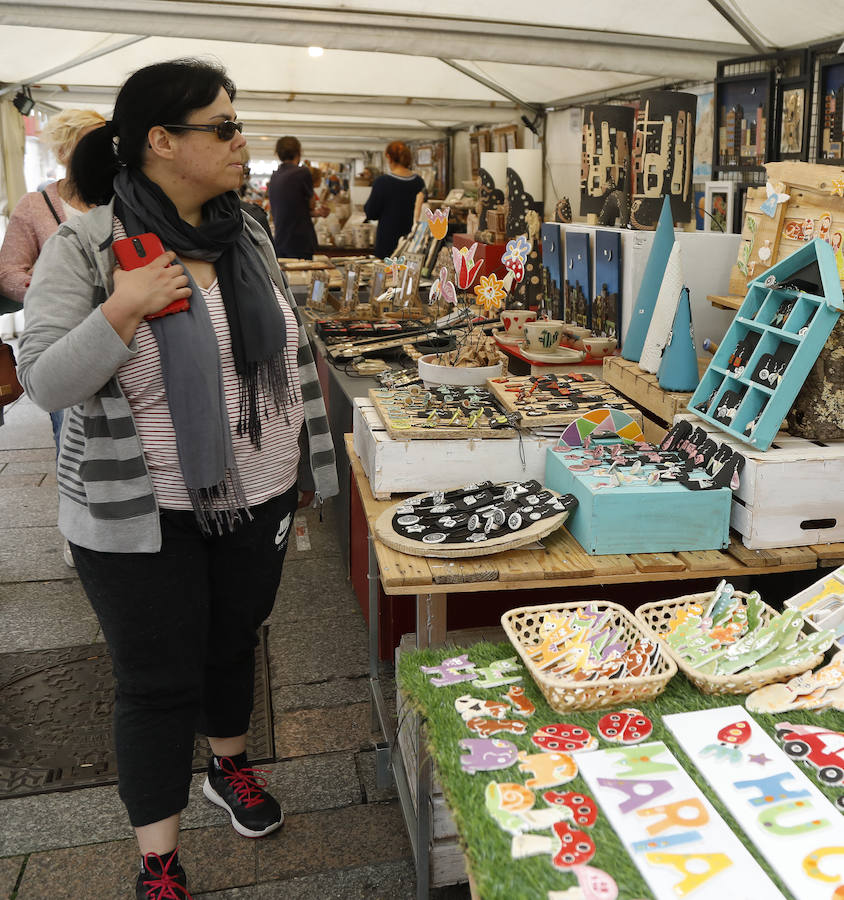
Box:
[552,821,597,869]
[802,846,844,883]
[454,695,510,721]
[504,684,536,717]
[597,709,653,744]
[701,720,752,764]
[775,722,844,785]
[466,716,528,737]
[595,777,673,813]
[745,682,796,715]
[532,724,598,754]
[485,781,535,835]
[419,654,477,687]
[637,798,710,835]
[459,738,519,775]
[473,657,523,689]
[546,866,619,900]
[644,852,733,896]
[518,750,578,789]
[543,791,598,828]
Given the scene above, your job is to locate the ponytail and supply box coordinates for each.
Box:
[70,121,119,207]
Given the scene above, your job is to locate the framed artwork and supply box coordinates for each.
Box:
[703,181,735,233]
[693,182,706,230]
[816,60,844,164]
[714,72,773,172]
[777,79,809,159]
[493,124,518,152]
[415,145,433,166]
[308,271,329,309]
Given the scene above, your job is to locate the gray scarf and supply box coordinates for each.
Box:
[113,168,296,533]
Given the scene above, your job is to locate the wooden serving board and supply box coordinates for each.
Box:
[368,387,515,440]
[486,374,644,428]
[373,490,572,558]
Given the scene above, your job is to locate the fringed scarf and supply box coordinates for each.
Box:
[113,168,295,533]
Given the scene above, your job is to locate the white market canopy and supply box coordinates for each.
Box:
[1,0,844,160]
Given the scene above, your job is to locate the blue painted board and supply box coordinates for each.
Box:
[594,230,621,342]
[687,238,843,451]
[564,231,591,328]
[545,447,731,555]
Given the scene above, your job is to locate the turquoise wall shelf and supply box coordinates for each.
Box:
[687,238,843,451]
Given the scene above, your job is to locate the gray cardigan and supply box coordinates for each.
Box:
[17,200,338,553]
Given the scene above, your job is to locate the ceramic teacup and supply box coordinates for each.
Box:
[582,337,618,358]
[501,310,537,335]
[523,319,564,352]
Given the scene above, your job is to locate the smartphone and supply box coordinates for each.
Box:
[112,233,190,321]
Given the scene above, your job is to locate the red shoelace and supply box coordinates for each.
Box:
[141,851,192,899]
[219,757,271,809]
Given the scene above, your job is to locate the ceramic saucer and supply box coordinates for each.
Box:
[493,330,525,346]
[519,344,586,364]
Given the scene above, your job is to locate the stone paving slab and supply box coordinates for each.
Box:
[285,506,342,562]
[0,752,362,856]
[256,802,410,882]
[266,614,368,687]
[249,859,416,899]
[0,447,56,464]
[271,675,370,711]
[0,459,54,475]
[0,526,68,582]
[16,825,257,899]
[0,398,53,451]
[0,471,45,486]
[271,556,356,624]
[0,855,24,898]
[355,750,399,805]
[0,482,59,526]
[0,580,98,653]
[275,703,373,760]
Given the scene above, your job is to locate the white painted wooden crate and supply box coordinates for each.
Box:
[675,413,844,549]
[353,398,558,499]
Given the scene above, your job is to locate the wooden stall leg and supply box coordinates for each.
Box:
[415,593,447,649]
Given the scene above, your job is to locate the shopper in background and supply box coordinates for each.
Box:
[364,140,425,259]
[267,135,328,259]
[238,150,272,241]
[0,108,106,451]
[17,58,337,900]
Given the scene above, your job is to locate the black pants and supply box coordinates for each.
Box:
[71,484,298,827]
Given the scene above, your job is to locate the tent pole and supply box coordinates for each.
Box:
[438,59,541,117]
[705,0,771,55]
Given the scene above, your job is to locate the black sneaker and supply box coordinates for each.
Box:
[135,850,191,899]
[203,755,284,838]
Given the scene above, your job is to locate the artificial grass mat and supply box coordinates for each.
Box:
[397,641,844,900]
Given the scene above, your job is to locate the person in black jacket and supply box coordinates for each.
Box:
[364,141,425,259]
[267,136,327,259]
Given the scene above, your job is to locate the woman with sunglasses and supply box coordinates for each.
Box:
[18,59,337,900]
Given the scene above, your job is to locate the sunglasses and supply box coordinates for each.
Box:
[161,120,243,141]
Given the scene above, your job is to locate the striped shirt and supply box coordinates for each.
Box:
[114,219,303,510]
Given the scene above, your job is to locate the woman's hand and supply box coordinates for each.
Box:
[298,490,315,509]
[102,253,192,345]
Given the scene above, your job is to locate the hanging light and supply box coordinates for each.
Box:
[13,86,35,116]
[308,46,324,58]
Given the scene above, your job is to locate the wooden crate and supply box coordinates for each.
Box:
[676,413,844,549]
[353,398,558,499]
[544,446,732,556]
[602,356,694,426]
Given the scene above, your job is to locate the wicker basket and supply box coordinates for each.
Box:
[501,601,677,712]
[636,592,826,695]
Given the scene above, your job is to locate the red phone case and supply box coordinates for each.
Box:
[113,233,190,320]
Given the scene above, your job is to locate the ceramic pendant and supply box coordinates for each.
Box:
[473,657,523,689]
[419,654,477,687]
[459,738,519,775]
[532,724,598,754]
[454,695,510,721]
[503,684,536,717]
[597,709,653,744]
[466,716,528,737]
[543,791,599,827]
[552,821,597,869]
[518,750,578,789]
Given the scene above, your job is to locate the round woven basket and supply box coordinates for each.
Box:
[635,592,825,695]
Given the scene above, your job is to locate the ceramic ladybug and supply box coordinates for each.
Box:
[597,708,653,744]
[532,723,597,753]
[543,790,598,827]
[552,821,596,869]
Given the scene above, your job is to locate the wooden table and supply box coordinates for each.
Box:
[347,432,843,899]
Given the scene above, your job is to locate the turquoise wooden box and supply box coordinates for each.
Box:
[544,447,732,555]
[687,238,844,451]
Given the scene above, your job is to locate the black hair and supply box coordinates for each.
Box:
[71,58,236,206]
[275,136,301,162]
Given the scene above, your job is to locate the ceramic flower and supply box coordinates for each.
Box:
[424,207,450,240]
[501,234,530,283]
[451,243,484,290]
[473,273,507,312]
[429,266,457,305]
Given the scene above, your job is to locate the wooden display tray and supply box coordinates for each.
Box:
[485,374,643,428]
[327,321,497,361]
[602,356,695,426]
[373,488,572,558]
[345,435,835,596]
[368,387,514,441]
